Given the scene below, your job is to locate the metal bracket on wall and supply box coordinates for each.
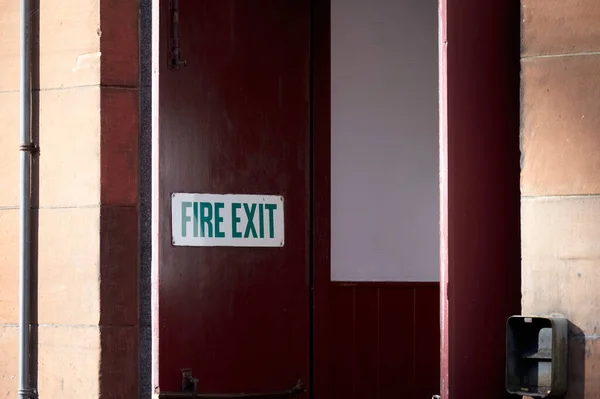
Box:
[168,0,187,70]
[157,369,305,398]
[19,143,40,156]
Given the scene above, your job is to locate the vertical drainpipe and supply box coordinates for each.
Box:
[18,0,36,397]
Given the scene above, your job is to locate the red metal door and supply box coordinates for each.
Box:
[156,0,310,395]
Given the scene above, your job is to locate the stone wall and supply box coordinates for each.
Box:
[0,1,140,396]
[521,0,600,396]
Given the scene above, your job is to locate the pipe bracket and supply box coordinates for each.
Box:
[19,143,39,155]
[17,388,38,398]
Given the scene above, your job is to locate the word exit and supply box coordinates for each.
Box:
[171,193,284,247]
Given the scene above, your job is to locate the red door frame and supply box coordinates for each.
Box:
[439,0,521,398]
[311,0,330,397]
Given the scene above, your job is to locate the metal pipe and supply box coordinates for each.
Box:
[18,0,36,397]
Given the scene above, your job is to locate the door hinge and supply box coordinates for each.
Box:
[158,368,305,398]
[168,0,187,69]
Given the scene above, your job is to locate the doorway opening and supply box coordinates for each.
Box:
[147,1,522,398]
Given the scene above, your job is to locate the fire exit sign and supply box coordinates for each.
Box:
[171,193,284,247]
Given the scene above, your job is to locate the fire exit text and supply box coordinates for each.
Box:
[171,193,284,247]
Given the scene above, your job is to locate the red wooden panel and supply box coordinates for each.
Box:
[329,285,356,399]
[327,283,439,399]
[378,286,416,399]
[354,287,379,398]
[439,0,521,397]
[312,1,332,399]
[414,286,440,398]
[157,0,310,393]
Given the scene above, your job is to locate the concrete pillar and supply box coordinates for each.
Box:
[521,0,600,396]
[0,1,139,396]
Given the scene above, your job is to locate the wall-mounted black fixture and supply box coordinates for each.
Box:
[506,315,568,397]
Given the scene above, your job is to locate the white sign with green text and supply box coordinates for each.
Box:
[171,193,284,247]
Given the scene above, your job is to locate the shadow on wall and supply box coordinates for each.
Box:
[566,322,585,399]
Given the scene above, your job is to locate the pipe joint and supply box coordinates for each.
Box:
[17,388,37,399]
[18,143,39,155]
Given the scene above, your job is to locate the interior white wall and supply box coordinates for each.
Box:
[331,0,439,282]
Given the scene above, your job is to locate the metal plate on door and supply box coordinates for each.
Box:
[158,369,305,398]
